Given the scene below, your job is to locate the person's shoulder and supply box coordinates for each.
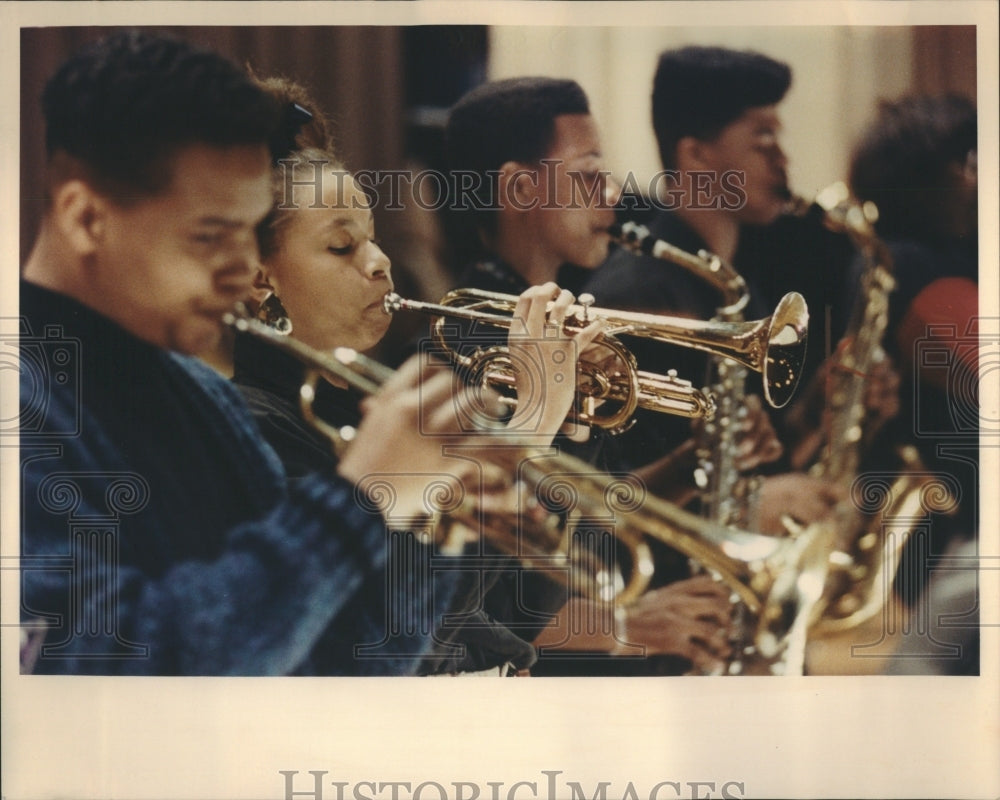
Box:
[584,247,648,291]
[582,246,677,309]
[168,352,257,415]
[884,237,950,290]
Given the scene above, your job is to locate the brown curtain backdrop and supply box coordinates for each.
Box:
[912,25,977,101]
[19,26,405,265]
[19,24,980,310]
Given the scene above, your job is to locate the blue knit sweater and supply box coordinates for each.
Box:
[18,280,452,675]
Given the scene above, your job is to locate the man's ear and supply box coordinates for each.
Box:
[497,160,540,213]
[675,136,714,172]
[51,180,107,256]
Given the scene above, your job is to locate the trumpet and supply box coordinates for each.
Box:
[384,287,808,434]
[226,310,830,673]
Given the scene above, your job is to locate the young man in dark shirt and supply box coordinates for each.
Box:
[439,77,737,675]
[583,47,851,536]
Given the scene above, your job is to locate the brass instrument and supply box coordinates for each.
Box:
[226,311,830,674]
[788,183,956,634]
[796,182,894,482]
[611,221,780,674]
[610,220,763,529]
[610,221,750,318]
[384,286,808,435]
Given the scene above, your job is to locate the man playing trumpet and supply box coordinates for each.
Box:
[17,31,537,676]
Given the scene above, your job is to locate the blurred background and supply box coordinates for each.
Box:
[19,24,977,342]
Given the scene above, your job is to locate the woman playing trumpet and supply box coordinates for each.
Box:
[232,75,605,675]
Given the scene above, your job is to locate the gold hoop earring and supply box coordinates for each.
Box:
[256,293,293,335]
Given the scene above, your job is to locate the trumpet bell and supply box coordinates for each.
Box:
[761,291,810,408]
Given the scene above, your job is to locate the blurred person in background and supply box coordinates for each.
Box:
[849,95,979,675]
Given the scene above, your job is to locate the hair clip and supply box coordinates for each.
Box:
[288,103,313,128]
[270,102,315,164]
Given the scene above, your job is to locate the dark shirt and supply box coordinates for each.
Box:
[233,330,363,477]
[865,235,980,606]
[456,258,530,296]
[450,258,695,676]
[586,210,754,320]
[736,206,856,384]
[582,212,737,471]
[18,280,452,675]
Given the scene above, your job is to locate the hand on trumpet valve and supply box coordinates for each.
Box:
[506,282,607,444]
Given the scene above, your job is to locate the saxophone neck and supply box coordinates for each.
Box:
[610,221,750,315]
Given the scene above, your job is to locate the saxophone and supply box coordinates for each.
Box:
[612,222,803,674]
[692,261,760,531]
[791,183,957,634]
[610,222,765,529]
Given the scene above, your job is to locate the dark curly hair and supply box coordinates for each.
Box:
[652,46,792,169]
[849,94,977,239]
[42,30,281,199]
[245,70,336,164]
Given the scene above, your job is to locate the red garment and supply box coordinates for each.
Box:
[897,276,979,389]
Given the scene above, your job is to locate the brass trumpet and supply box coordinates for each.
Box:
[226,310,830,673]
[386,290,714,433]
[384,285,808,432]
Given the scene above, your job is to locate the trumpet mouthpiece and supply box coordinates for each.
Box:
[383,292,403,313]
